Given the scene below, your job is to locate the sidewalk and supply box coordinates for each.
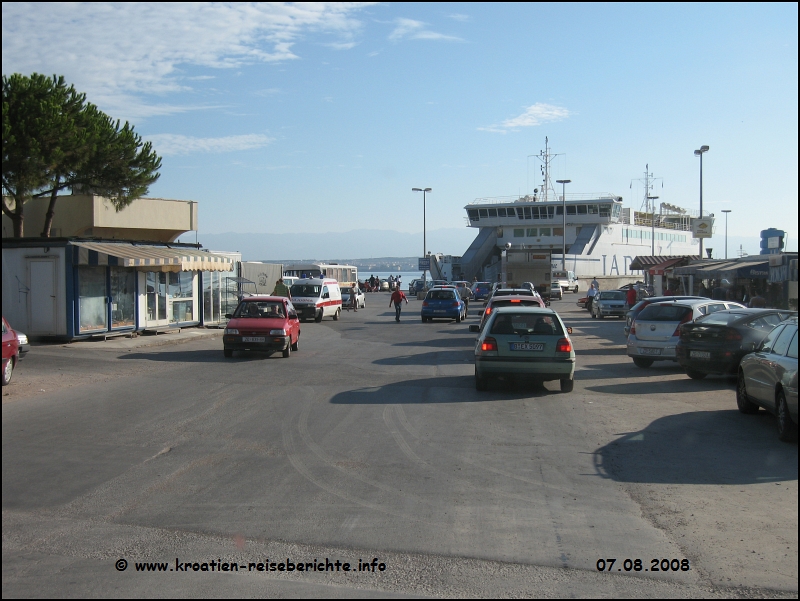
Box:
[36,327,222,352]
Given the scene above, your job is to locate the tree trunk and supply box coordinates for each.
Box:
[2,193,25,237]
[41,178,60,237]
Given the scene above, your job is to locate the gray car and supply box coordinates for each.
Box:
[736,318,798,442]
[591,290,627,319]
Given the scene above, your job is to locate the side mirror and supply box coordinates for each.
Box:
[469,325,480,333]
[225,313,233,319]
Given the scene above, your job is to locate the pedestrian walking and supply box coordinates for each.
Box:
[591,277,600,291]
[389,287,408,322]
[272,278,291,299]
[625,286,637,309]
[587,282,598,313]
[351,285,359,312]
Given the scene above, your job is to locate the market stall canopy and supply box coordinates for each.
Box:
[674,258,770,280]
[648,257,694,276]
[629,255,699,271]
[72,241,234,272]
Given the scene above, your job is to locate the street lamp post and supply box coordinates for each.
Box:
[694,145,709,259]
[412,187,432,287]
[556,179,571,271]
[721,209,731,259]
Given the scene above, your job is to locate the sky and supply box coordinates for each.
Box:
[3,3,798,257]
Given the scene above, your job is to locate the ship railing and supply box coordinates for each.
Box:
[469,193,621,205]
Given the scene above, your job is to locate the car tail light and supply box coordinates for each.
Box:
[452,301,460,307]
[630,322,636,335]
[725,328,743,341]
[510,299,521,303]
[481,337,498,352]
[422,301,429,307]
[556,338,572,353]
[485,307,492,316]
[672,313,693,336]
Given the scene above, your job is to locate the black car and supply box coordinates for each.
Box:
[676,309,796,379]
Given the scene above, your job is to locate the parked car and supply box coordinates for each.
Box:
[577,296,589,309]
[223,296,301,358]
[591,289,627,319]
[2,317,21,385]
[676,309,795,379]
[470,307,575,392]
[421,288,466,323]
[341,286,366,309]
[549,281,563,301]
[16,330,29,359]
[478,294,546,331]
[627,299,745,367]
[472,282,493,301]
[624,296,706,335]
[736,318,798,442]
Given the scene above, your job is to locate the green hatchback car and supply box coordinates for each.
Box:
[470,307,575,392]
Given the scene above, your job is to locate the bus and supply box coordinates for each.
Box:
[283,263,358,286]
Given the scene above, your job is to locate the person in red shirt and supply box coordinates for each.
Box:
[389,288,408,322]
[626,286,637,309]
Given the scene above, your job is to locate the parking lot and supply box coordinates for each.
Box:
[2,294,797,598]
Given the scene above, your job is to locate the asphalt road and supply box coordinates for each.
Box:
[2,295,797,598]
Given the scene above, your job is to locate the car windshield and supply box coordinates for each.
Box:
[233,301,285,318]
[291,284,321,297]
[637,304,693,322]
[489,312,564,336]
[599,291,625,301]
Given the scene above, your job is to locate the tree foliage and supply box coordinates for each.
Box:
[2,73,161,237]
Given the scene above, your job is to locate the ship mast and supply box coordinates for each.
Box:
[534,137,561,203]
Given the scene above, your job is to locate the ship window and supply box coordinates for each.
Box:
[539,227,551,236]
[599,204,611,217]
[547,206,555,218]
[497,208,507,217]
[587,205,599,214]
[527,228,537,237]
[566,206,577,215]
[467,210,479,221]
[518,208,524,219]
[514,229,525,237]
[488,208,497,217]
[553,227,564,236]
[479,209,489,218]
[523,207,532,219]
[556,206,563,215]
[612,204,621,217]
[531,207,540,219]
[577,205,588,215]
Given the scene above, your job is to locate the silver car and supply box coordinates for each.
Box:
[737,318,798,442]
[591,290,627,319]
[627,299,745,367]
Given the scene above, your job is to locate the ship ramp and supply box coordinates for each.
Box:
[568,224,599,255]
[460,227,498,280]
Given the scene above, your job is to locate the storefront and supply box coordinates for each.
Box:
[2,239,237,340]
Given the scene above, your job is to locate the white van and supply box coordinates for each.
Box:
[289,278,342,322]
[552,270,579,293]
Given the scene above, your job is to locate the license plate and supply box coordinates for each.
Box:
[242,337,265,343]
[690,351,711,359]
[434,310,446,313]
[639,347,662,355]
[511,342,544,351]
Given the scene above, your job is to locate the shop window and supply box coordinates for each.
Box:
[110,267,135,328]
[169,272,195,323]
[78,266,107,332]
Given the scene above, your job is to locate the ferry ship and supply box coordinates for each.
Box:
[458,143,709,287]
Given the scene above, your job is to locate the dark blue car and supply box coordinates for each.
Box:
[472,282,492,301]
[421,288,466,323]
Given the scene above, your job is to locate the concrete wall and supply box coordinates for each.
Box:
[2,195,197,242]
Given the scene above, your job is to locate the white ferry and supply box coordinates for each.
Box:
[458,146,709,288]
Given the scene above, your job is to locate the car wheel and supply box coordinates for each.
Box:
[223,349,233,358]
[632,357,653,368]
[2,357,13,386]
[475,367,488,391]
[291,337,299,352]
[686,369,707,380]
[333,309,340,321]
[736,371,759,414]
[560,377,574,393]
[315,310,323,323]
[282,343,291,358]
[456,312,462,323]
[776,390,797,442]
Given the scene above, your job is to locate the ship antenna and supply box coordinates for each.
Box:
[534,136,563,203]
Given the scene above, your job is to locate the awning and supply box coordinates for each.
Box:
[648,257,687,276]
[72,241,234,272]
[629,255,699,271]
[674,259,770,280]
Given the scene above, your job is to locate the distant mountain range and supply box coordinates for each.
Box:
[179,228,477,262]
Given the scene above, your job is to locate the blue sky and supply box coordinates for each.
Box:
[3,3,798,256]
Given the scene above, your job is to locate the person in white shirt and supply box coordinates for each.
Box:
[587,282,598,313]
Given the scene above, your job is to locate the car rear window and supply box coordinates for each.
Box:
[428,290,456,300]
[697,313,738,325]
[637,304,693,322]
[494,289,533,297]
[492,299,542,309]
[490,312,564,336]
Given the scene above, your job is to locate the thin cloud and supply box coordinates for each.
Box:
[480,103,571,133]
[389,18,462,42]
[2,3,374,120]
[447,14,470,22]
[147,134,273,156]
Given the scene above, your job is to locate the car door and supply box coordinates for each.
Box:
[747,325,787,404]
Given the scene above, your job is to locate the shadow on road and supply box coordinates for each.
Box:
[119,349,268,363]
[329,376,551,403]
[594,410,798,484]
[373,349,473,366]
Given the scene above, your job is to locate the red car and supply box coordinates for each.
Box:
[223,297,301,358]
[2,317,21,385]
